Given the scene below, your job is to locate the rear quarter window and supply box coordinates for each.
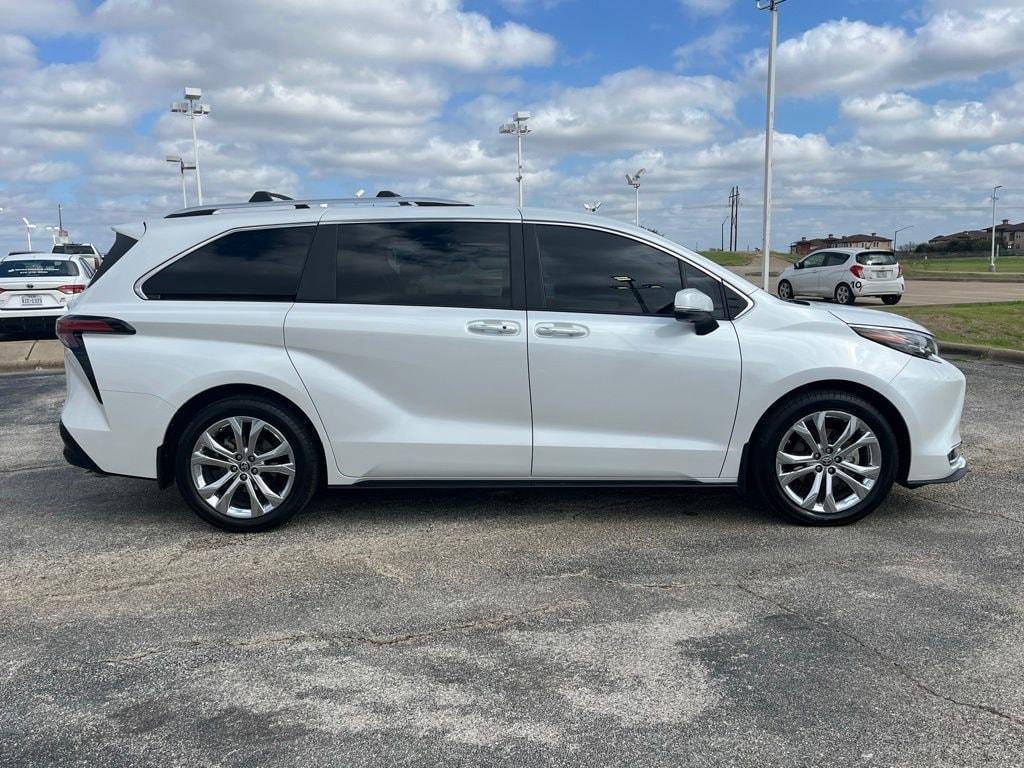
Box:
[143,225,315,301]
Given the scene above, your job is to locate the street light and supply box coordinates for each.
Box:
[21,217,35,250]
[625,168,646,226]
[165,154,196,207]
[757,0,786,290]
[171,87,211,205]
[990,185,1003,273]
[499,111,531,207]
[893,225,913,253]
[354,189,365,198]
[583,201,601,213]
[45,225,60,245]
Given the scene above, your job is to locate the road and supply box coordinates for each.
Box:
[1,364,1022,767]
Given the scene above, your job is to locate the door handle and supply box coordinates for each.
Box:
[467,319,520,336]
[535,322,589,339]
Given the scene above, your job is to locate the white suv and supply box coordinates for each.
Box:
[58,193,966,531]
[778,248,905,305]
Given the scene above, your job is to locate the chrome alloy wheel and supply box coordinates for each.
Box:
[775,410,881,515]
[190,416,296,519]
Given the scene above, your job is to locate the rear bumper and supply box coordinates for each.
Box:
[852,278,904,296]
[59,420,106,474]
[0,307,66,323]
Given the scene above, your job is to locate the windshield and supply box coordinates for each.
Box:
[856,251,897,266]
[0,259,79,277]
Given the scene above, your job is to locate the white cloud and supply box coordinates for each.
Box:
[674,26,746,69]
[748,6,1024,97]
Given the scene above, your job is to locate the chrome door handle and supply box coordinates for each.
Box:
[535,322,589,339]
[467,319,520,336]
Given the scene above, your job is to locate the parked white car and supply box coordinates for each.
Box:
[778,248,905,305]
[58,194,965,532]
[0,252,94,332]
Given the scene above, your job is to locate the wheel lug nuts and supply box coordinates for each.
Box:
[240,473,248,480]
[813,453,820,459]
[230,465,238,472]
[252,468,259,474]
[815,465,823,472]
[828,467,836,474]
[235,454,242,460]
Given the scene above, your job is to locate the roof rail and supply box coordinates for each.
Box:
[166,191,471,219]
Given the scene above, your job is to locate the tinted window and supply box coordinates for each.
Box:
[337,222,511,309]
[856,251,897,266]
[680,261,727,320]
[143,226,313,300]
[802,252,827,268]
[824,252,849,267]
[535,225,684,315]
[0,259,78,277]
[52,244,96,255]
[90,232,136,286]
[723,284,749,318]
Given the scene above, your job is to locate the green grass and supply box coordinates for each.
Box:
[902,256,1024,275]
[882,301,1024,351]
[700,250,754,267]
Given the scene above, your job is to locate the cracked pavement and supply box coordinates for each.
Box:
[1,360,1022,767]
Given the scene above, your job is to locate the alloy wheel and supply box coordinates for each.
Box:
[190,416,296,518]
[836,285,852,304]
[778,281,792,300]
[775,410,881,515]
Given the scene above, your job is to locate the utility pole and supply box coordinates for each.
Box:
[990,185,1003,273]
[721,216,728,251]
[757,0,786,290]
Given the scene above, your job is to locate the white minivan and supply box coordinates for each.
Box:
[778,248,905,305]
[58,193,965,531]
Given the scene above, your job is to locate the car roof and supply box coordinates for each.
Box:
[2,251,78,261]
[805,247,895,257]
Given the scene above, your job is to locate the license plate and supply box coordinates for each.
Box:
[21,295,44,306]
[876,271,891,279]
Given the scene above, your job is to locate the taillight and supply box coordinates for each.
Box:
[57,284,86,294]
[850,264,864,279]
[56,315,136,402]
[896,263,903,278]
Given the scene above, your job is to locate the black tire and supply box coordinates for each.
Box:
[834,283,856,305]
[777,280,793,300]
[750,390,898,526]
[882,295,902,305]
[174,396,320,532]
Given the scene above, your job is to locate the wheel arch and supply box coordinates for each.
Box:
[157,383,328,489]
[739,379,911,490]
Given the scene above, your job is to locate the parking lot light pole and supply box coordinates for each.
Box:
[165,155,196,207]
[757,0,785,290]
[625,168,646,226]
[990,185,1002,273]
[499,112,531,207]
[894,225,913,253]
[171,87,211,205]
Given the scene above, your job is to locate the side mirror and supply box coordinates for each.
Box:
[673,288,719,336]
[795,261,804,269]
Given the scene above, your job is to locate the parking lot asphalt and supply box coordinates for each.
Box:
[1,362,1022,767]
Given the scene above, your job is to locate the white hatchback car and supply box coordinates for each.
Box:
[0,252,94,333]
[58,193,966,532]
[778,248,905,305]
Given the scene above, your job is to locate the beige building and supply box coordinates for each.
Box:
[790,232,894,256]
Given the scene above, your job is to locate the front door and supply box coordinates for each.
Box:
[791,251,826,295]
[285,219,532,479]
[524,224,742,480]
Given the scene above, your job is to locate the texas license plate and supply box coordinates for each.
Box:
[877,271,891,279]
[21,295,44,306]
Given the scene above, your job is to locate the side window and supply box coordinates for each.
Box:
[802,252,827,268]
[534,225,683,315]
[824,252,848,267]
[143,226,314,300]
[336,221,511,309]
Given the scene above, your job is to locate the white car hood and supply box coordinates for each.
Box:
[826,304,929,334]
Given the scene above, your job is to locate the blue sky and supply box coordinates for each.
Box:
[1,0,1023,254]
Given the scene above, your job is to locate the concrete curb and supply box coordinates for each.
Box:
[940,341,1024,364]
[0,339,64,373]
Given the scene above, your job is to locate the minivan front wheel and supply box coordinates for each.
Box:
[175,396,320,532]
[751,391,898,525]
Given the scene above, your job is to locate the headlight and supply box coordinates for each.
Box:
[852,325,939,360]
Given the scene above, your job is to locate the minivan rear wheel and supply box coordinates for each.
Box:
[174,396,320,532]
[751,391,898,525]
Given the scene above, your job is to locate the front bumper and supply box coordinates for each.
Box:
[904,455,967,488]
